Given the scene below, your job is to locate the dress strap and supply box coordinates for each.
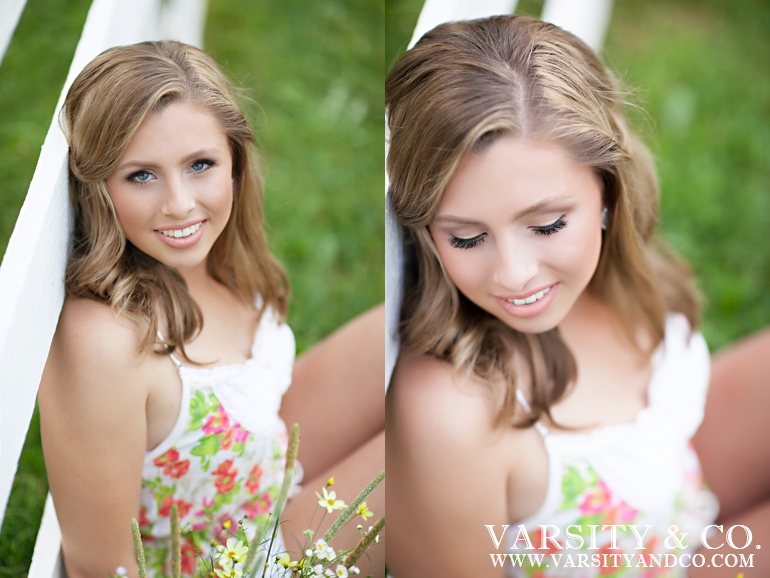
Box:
[516,389,549,438]
[156,329,183,370]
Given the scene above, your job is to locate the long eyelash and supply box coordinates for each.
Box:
[450,233,486,249]
[192,158,215,171]
[533,217,568,236]
[126,170,153,184]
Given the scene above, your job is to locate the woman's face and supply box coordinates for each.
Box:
[105,102,233,272]
[429,136,604,334]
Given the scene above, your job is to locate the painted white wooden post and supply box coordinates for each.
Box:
[0,0,206,575]
[385,0,614,389]
[0,0,27,65]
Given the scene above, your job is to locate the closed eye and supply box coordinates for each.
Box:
[532,216,568,236]
[450,233,487,249]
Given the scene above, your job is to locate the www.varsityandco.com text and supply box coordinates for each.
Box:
[486,524,759,571]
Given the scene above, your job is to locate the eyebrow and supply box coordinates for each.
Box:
[115,147,223,172]
[433,195,574,226]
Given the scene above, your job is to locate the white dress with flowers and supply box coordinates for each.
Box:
[507,314,719,578]
[140,306,300,577]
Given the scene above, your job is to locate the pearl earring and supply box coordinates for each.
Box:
[601,208,608,230]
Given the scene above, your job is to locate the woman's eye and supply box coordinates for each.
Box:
[450,233,486,250]
[533,217,568,236]
[126,170,154,183]
[190,159,214,173]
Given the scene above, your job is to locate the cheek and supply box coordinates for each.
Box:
[553,219,603,284]
[435,244,489,296]
[108,187,154,235]
[208,175,234,223]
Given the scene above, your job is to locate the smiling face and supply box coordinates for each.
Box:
[105,102,233,272]
[429,136,604,334]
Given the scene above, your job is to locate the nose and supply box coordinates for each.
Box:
[161,175,195,219]
[492,240,539,292]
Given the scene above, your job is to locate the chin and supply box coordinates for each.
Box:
[493,306,566,335]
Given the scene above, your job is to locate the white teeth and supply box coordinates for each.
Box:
[507,286,550,306]
[160,222,201,238]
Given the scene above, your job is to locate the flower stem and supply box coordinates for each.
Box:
[131,518,147,578]
[344,517,385,569]
[171,504,181,578]
[246,423,300,577]
[323,470,384,543]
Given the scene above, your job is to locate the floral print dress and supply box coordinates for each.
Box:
[140,307,300,577]
[507,315,719,578]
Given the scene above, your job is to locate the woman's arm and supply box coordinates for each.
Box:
[280,304,385,481]
[693,329,770,520]
[38,298,155,578]
[691,328,770,575]
[280,305,385,575]
[386,353,512,578]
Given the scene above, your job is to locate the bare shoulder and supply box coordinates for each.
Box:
[56,295,139,357]
[389,350,500,447]
[41,296,153,403]
[387,352,515,576]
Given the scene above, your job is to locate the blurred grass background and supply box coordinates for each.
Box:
[386,0,769,351]
[0,0,383,573]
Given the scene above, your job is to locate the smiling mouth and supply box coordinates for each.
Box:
[506,286,551,306]
[158,222,202,239]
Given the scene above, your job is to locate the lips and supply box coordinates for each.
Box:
[506,286,551,306]
[496,283,559,319]
[154,219,207,249]
[158,221,202,239]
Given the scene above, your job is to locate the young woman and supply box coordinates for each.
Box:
[386,15,768,577]
[38,41,384,577]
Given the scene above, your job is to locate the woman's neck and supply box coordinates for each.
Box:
[177,259,211,291]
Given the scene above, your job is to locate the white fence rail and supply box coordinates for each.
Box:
[385,0,614,386]
[0,0,28,65]
[0,0,206,575]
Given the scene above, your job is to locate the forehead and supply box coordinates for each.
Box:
[121,102,228,161]
[436,136,600,220]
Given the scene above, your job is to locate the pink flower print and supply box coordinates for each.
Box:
[580,480,613,515]
[153,448,180,468]
[601,500,638,525]
[191,522,207,532]
[213,459,238,494]
[159,496,192,518]
[202,404,230,435]
[216,513,239,543]
[245,464,263,495]
[220,427,235,450]
[234,424,250,443]
[242,492,273,518]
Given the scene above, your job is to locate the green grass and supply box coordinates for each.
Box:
[0,1,383,574]
[385,0,770,351]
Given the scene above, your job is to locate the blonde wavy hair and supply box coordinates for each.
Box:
[61,40,288,360]
[386,16,699,428]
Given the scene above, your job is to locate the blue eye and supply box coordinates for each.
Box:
[191,159,214,172]
[533,217,568,236]
[126,170,154,183]
[450,233,487,250]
